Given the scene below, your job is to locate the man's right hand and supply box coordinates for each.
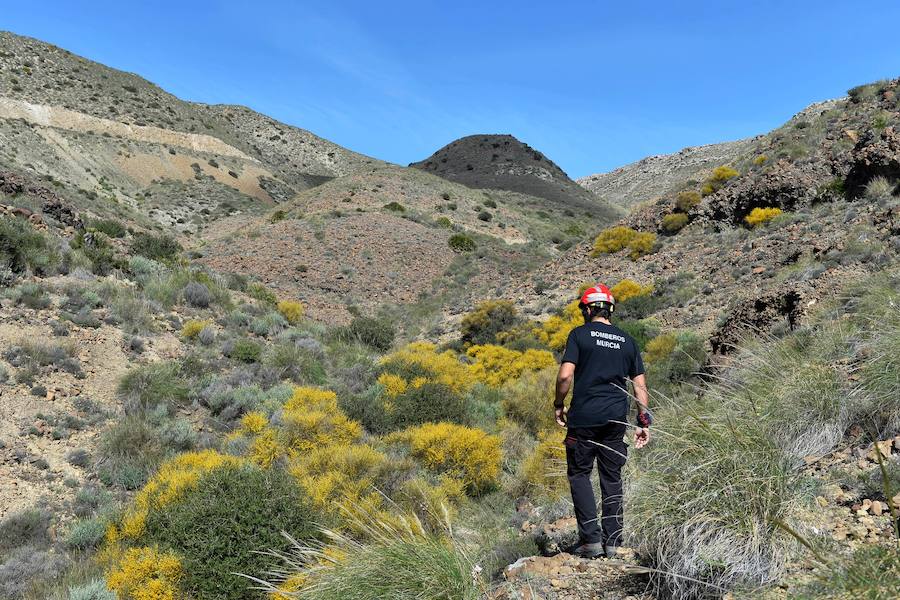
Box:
[555,406,568,427]
[634,427,650,449]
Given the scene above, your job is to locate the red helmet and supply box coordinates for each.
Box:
[580,284,615,306]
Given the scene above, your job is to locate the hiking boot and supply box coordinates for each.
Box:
[604,545,619,559]
[569,541,605,559]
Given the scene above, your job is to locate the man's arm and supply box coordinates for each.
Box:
[632,373,649,414]
[554,362,575,427]
[631,373,651,448]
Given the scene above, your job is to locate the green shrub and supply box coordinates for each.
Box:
[347,315,396,351]
[617,319,654,351]
[347,381,469,435]
[142,269,231,310]
[130,232,182,262]
[269,209,287,223]
[448,233,476,252]
[68,579,117,600]
[96,417,168,489]
[500,368,557,436]
[77,233,120,275]
[0,508,50,552]
[247,282,277,307]
[141,463,322,600]
[383,201,405,212]
[645,331,706,386]
[263,344,327,385]
[661,212,688,233]
[64,516,108,550]
[675,190,702,212]
[0,216,59,275]
[117,361,189,415]
[8,282,51,309]
[250,311,289,337]
[230,339,262,363]
[110,292,155,334]
[477,210,492,222]
[460,300,522,346]
[183,281,212,308]
[127,255,164,277]
[90,218,127,238]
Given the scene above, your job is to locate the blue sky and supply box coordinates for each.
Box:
[4,1,900,177]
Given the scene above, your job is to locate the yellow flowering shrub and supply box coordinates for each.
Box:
[284,386,339,412]
[702,165,740,195]
[377,373,408,397]
[520,435,568,499]
[240,410,268,434]
[249,428,279,467]
[710,165,740,182]
[379,342,477,394]
[645,333,676,363]
[277,300,304,324]
[753,154,768,166]
[388,422,501,494]
[289,443,388,512]
[744,207,783,227]
[466,344,556,387]
[610,279,653,303]
[113,450,243,540]
[533,299,582,352]
[180,319,209,339]
[279,387,362,457]
[592,226,656,260]
[106,546,183,600]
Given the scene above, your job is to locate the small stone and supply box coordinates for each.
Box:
[871,501,884,516]
[45,390,55,402]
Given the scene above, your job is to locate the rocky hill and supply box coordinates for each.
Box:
[409,134,619,219]
[577,137,758,210]
[0,31,384,234]
[503,81,899,355]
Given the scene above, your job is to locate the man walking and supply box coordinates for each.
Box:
[554,284,651,559]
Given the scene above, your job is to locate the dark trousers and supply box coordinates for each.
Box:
[564,422,628,546]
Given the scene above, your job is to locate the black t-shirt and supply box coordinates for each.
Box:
[561,321,645,428]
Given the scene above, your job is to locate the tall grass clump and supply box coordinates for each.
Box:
[627,392,795,597]
[248,513,481,600]
[0,216,59,275]
[626,273,900,598]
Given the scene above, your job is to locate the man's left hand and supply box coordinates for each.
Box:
[634,427,650,449]
[555,406,567,427]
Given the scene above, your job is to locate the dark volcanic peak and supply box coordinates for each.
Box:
[410,134,603,210]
